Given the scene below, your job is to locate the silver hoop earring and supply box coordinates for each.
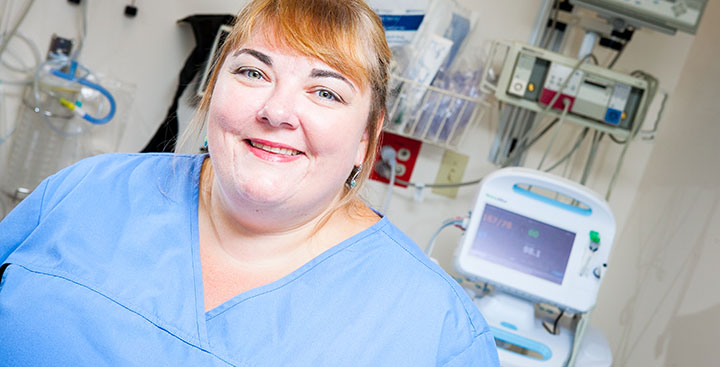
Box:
[346,165,362,189]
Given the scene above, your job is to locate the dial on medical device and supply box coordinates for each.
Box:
[454,168,615,366]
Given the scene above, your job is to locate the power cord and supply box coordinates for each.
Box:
[0,0,34,59]
[605,70,659,200]
[373,148,483,194]
[395,177,482,189]
[542,309,565,335]
[379,146,397,214]
[537,98,571,170]
[424,215,469,256]
[542,127,589,173]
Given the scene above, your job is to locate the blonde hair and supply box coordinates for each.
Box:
[180,0,391,213]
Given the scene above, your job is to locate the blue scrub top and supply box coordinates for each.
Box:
[0,153,499,366]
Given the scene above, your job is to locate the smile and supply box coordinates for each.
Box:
[247,139,303,156]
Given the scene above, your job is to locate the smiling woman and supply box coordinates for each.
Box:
[0,0,499,366]
[190,0,391,212]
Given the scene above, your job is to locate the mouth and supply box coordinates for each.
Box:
[246,139,303,157]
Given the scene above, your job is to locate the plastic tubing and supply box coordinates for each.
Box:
[0,0,35,60]
[50,66,116,125]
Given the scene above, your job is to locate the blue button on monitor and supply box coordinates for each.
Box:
[604,108,622,125]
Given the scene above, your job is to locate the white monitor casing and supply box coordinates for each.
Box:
[454,168,615,313]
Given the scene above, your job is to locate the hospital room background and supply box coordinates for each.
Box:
[0,0,717,366]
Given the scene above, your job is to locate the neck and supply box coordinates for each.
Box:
[198,159,376,265]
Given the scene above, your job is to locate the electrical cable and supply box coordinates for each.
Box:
[526,117,559,148]
[607,28,634,69]
[638,90,669,140]
[605,70,659,199]
[607,41,626,69]
[0,88,16,144]
[424,217,466,256]
[0,31,41,79]
[0,1,12,35]
[543,127,589,173]
[537,99,571,170]
[0,78,29,86]
[1,47,28,72]
[377,145,398,215]
[580,130,603,185]
[373,146,483,190]
[0,0,34,60]
[549,310,565,334]
[381,160,396,215]
[541,0,561,49]
[560,140,575,179]
[70,0,88,61]
[0,0,37,145]
[500,53,597,168]
[608,133,627,144]
[394,177,482,189]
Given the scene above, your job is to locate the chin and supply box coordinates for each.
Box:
[228,176,293,206]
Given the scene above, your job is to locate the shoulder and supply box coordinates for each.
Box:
[42,153,205,209]
[348,218,498,365]
[372,220,489,330]
[48,152,201,186]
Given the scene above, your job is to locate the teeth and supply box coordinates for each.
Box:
[250,141,300,156]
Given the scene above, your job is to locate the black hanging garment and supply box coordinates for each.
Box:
[141,14,234,153]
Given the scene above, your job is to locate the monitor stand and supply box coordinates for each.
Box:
[470,291,611,366]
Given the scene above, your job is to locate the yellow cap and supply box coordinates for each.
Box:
[59,97,75,111]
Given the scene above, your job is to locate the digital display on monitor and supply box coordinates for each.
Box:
[470,204,576,284]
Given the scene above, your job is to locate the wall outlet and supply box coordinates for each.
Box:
[432,150,469,198]
[370,132,422,188]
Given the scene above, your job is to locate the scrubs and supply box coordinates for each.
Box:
[0,153,499,366]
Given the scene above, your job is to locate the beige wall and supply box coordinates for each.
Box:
[592,0,720,364]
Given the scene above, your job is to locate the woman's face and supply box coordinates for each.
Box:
[207,31,372,220]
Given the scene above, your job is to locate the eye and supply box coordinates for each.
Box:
[245,69,263,79]
[315,89,342,102]
[234,67,265,80]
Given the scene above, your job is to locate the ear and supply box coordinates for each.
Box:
[354,111,385,166]
[374,110,385,141]
[354,129,370,166]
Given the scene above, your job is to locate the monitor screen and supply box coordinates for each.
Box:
[470,204,576,284]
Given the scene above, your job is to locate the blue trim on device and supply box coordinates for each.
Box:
[500,321,518,331]
[513,185,592,216]
[491,326,552,361]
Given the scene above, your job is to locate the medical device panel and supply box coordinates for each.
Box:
[571,0,707,35]
[454,167,615,313]
[490,41,650,139]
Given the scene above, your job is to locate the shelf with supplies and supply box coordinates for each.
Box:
[384,73,490,150]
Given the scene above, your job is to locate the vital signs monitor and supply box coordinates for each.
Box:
[454,167,616,313]
[454,168,616,366]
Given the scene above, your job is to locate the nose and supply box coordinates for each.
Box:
[256,85,300,129]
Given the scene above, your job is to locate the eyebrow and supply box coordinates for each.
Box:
[233,48,272,66]
[310,69,355,91]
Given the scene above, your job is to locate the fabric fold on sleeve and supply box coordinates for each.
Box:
[441,329,500,367]
[0,179,49,264]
